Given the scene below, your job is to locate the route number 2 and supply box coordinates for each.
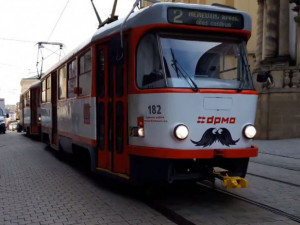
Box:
[148,105,161,114]
[173,10,183,23]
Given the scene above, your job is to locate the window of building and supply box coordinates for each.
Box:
[79,50,92,96]
[59,66,67,99]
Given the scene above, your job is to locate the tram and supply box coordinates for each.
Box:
[21,2,258,187]
[19,81,41,136]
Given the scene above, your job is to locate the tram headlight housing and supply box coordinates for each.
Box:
[243,124,256,139]
[174,124,189,140]
[137,127,144,137]
[130,117,145,137]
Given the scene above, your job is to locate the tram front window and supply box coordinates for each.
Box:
[136,34,254,90]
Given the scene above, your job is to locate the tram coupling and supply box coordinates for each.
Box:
[213,168,248,189]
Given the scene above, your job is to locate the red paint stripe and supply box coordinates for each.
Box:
[129,89,258,95]
[57,130,97,147]
[129,146,258,159]
[215,146,258,158]
[41,126,52,133]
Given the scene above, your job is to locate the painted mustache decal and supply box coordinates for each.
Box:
[191,128,239,147]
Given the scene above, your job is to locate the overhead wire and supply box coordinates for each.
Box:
[34,0,70,78]
[47,0,70,42]
[0,37,36,44]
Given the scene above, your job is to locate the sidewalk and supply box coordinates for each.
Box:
[253,138,300,167]
[253,138,300,158]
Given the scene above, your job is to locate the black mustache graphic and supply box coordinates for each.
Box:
[191,128,239,147]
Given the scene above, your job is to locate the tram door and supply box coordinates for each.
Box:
[51,72,58,146]
[30,88,38,134]
[96,43,128,175]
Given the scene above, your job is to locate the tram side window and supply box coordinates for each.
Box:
[19,96,23,110]
[42,80,46,103]
[25,92,30,106]
[68,60,77,98]
[59,66,67,99]
[46,76,51,102]
[136,33,164,89]
[98,50,105,98]
[79,50,92,96]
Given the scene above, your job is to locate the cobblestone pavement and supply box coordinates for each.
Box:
[160,138,300,225]
[1,132,300,225]
[0,132,175,225]
[242,138,300,216]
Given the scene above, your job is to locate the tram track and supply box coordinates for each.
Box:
[197,182,300,224]
[250,160,300,172]
[259,152,300,160]
[146,198,197,225]
[143,180,300,225]
[247,172,300,188]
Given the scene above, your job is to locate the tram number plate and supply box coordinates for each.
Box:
[148,105,162,115]
[167,8,244,29]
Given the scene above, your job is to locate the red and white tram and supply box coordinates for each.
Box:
[19,81,41,136]
[22,2,258,186]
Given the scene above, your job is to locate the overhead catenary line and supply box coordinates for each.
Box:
[0,37,36,44]
[47,0,70,42]
[35,42,64,79]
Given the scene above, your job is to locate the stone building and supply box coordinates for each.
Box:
[20,76,39,94]
[254,0,300,139]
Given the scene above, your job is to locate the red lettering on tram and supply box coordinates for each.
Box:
[197,116,236,125]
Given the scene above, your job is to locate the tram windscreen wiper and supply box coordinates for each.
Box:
[238,43,250,92]
[170,48,199,92]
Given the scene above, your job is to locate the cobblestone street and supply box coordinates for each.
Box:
[0,133,174,225]
[1,132,300,225]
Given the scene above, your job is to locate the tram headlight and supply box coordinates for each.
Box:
[137,127,144,137]
[243,125,256,139]
[174,124,189,140]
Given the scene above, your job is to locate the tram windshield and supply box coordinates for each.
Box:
[136,33,254,90]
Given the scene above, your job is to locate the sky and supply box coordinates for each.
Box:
[0,0,137,105]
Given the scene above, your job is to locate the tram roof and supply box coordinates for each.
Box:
[41,2,251,79]
[92,2,251,41]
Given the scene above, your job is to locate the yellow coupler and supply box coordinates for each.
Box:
[213,169,248,189]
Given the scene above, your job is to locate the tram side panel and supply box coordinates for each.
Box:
[30,86,41,136]
[22,90,31,134]
[56,97,97,153]
[41,102,52,143]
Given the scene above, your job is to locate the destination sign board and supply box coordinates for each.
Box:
[167,8,244,29]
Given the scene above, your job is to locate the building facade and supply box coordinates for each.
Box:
[254,0,300,139]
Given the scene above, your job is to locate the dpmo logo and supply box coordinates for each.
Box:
[197,116,236,125]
